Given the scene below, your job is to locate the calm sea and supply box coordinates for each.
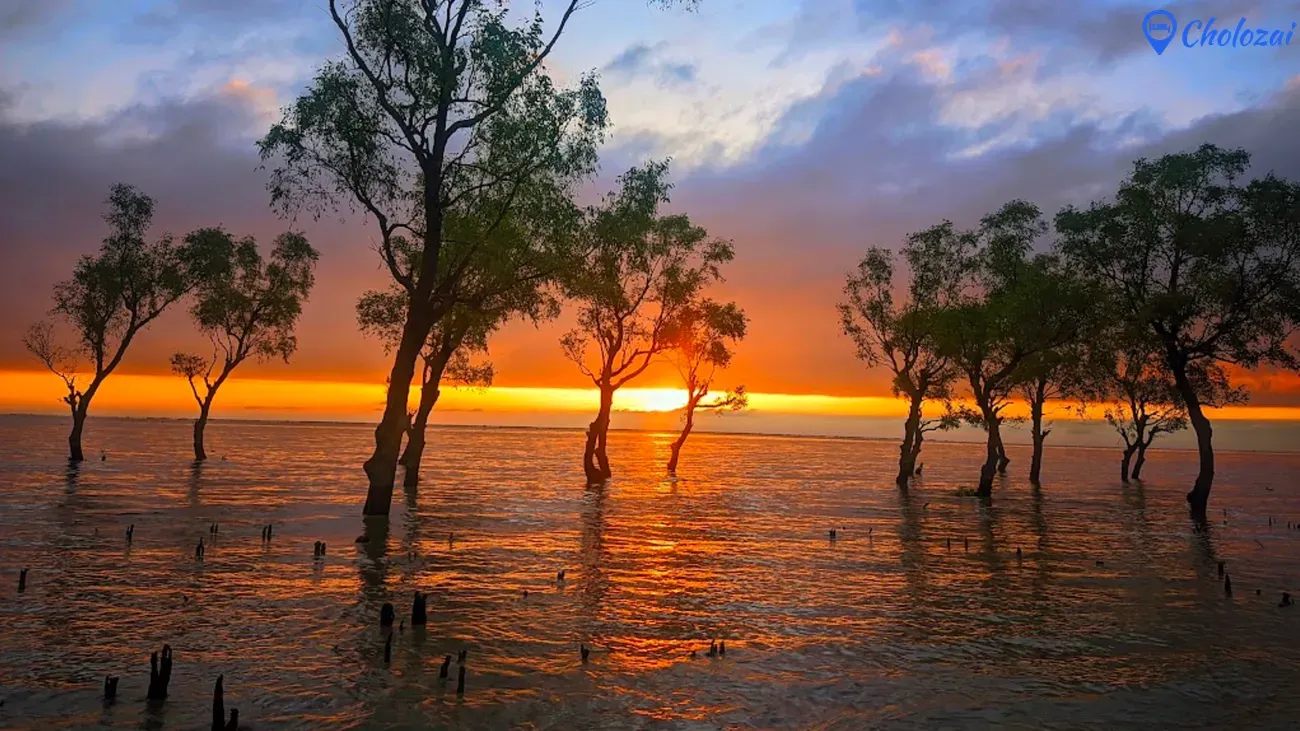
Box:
[0,414,1298,729]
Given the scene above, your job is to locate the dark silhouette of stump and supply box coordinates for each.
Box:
[212,674,225,731]
[456,664,466,696]
[964,537,969,551]
[266,524,273,540]
[1224,574,1233,597]
[384,633,392,664]
[225,709,239,731]
[707,640,717,658]
[412,591,427,626]
[557,569,566,582]
[380,602,395,627]
[146,645,174,700]
[1281,592,1294,607]
[18,568,27,592]
[439,655,451,679]
[829,529,837,541]
[103,675,118,700]
[1016,547,1023,562]
[719,640,726,657]
[580,644,589,664]
[196,539,205,560]
[946,538,951,551]
[127,524,134,542]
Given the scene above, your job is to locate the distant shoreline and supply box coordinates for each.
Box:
[4,411,1298,457]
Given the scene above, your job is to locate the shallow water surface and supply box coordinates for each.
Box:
[0,415,1298,729]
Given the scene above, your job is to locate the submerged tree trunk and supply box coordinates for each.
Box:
[193,402,211,462]
[996,440,1011,473]
[584,386,614,485]
[363,308,433,516]
[69,407,87,463]
[402,383,442,489]
[977,405,1002,498]
[1169,356,1213,525]
[666,397,698,476]
[896,393,924,485]
[1028,380,1047,484]
[1131,442,1149,481]
[1120,443,1138,483]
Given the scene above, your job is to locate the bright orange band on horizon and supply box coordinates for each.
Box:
[3,369,1299,424]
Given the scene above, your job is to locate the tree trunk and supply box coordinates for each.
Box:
[997,440,1010,473]
[977,406,1002,498]
[896,393,923,485]
[1120,443,1137,483]
[68,406,87,463]
[403,385,441,489]
[1131,443,1148,481]
[1028,380,1046,484]
[1169,357,1213,525]
[362,309,433,516]
[667,400,697,476]
[193,402,211,462]
[584,386,614,484]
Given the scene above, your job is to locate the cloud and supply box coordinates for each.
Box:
[603,41,700,87]
[0,0,71,39]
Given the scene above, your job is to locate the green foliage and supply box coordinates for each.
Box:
[1056,143,1300,385]
[665,298,748,411]
[173,229,319,409]
[561,162,736,391]
[27,184,229,409]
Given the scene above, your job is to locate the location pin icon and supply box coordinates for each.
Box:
[1143,9,1177,55]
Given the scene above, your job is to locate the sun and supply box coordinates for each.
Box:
[617,388,687,413]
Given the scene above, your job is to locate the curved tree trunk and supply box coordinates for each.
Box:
[363,309,432,516]
[997,440,1011,473]
[193,402,211,462]
[1120,443,1137,483]
[1169,357,1213,525]
[896,393,923,485]
[584,386,614,485]
[403,385,441,489]
[68,407,87,463]
[667,397,699,476]
[1131,443,1149,481]
[977,408,1003,498]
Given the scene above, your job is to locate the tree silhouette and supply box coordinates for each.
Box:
[24,184,227,461]
[663,300,747,476]
[171,231,318,461]
[1057,144,1300,523]
[561,162,734,485]
[839,225,967,485]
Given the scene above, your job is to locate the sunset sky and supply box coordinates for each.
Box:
[3,0,1300,433]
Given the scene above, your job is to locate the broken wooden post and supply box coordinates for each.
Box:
[719,640,726,657]
[146,645,174,700]
[828,529,836,541]
[1281,592,1294,607]
[580,644,589,664]
[1224,574,1232,597]
[126,524,134,542]
[18,568,27,592]
[456,664,466,696]
[557,569,566,582]
[196,539,205,560]
[212,674,225,731]
[439,655,451,679]
[707,640,717,658]
[412,591,427,626]
[380,602,395,627]
[103,675,118,700]
[1016,547,1023,562]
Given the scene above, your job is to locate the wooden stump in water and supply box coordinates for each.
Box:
[212,674,225,731]
[412,591,427,626]
[103,675,118,700]
[456,664,466,696]
[580,644,589,664]
[439,655,451,679]
[18,568,27,592]
[380,602,395,627]
[146,645,174,700]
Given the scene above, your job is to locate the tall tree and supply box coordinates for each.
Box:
[260,0,658,515]
[23,184,226,461]
[1056,144,1300,523]
[663,299,747,476]
[935,202,1092,497]
[561,162,735,485]
[839,224,967,485]
[171,231,318,461]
